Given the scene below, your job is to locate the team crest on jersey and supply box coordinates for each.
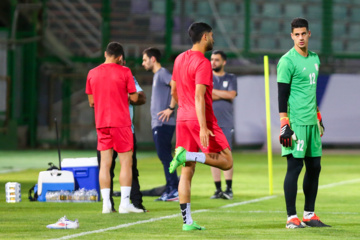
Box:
[315,63,319,71]
[223,81,228,88]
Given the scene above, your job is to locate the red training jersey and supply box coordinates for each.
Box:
[172,50,215,122]
[85,63,136,128]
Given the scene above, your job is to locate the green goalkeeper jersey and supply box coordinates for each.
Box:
[277,47,320,125]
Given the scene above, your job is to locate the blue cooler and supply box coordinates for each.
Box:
[61,157,100,201]
[37,170,75,202]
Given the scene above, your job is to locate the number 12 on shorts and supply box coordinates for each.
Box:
[296,139,304,151]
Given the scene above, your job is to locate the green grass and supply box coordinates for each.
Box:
[0,150,360,239]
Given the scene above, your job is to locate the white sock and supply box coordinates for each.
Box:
[303,211,314,219]
[101,188,111,208]
[287,214,298,221]
[185,152,205,164]
[120,186,131,207]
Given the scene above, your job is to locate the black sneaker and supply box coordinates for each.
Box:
[222,189,233,200]
[301,214,331,227]
[210,189,223,199]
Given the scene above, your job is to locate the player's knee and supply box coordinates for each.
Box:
[309,164,321,175]
[120,160,132,169]
[222,159,233,170]
[305,157,321,175]
[182,163,195,175]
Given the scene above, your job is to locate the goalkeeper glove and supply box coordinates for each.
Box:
[317,111,325,137]
[280,117,294,147]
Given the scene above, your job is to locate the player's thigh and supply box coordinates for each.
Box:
[118,150,133,165]
[306,125,322,157]
[176,121,200,152]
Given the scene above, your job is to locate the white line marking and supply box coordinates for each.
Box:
[49,178,360,240]
[318,178,360,189]
[211,210,359,215]
[48,197,273,240]
[0,168,23,174]
[48,210,209,240]
[220,195,278,208]
[297,178,360,193]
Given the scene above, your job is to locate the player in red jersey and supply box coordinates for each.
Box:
[169,22,233,230]
[86,42,142,214]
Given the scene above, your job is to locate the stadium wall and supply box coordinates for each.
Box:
[234,74,360,148]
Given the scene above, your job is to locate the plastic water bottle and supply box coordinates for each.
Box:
[5,182,21,203]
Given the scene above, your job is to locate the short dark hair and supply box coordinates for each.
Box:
[291,18,309,32]
[143,47,161,62]
[212,50,227,60]
[106,42,124,58]
[188,22,212,44]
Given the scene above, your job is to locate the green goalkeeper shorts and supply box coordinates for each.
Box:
[281,124,322,158]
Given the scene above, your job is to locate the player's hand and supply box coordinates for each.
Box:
[317,111,325,137]
[279,117,294,147]
[157,109,173,122]
[200,126,215,148]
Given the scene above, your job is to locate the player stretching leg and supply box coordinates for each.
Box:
[169,22,233,231]
[277,18,330,229]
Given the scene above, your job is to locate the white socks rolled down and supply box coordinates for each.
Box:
[185,152,205,164]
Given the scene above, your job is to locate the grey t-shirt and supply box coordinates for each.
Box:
[151,67,176,129]
[212,73,238,128]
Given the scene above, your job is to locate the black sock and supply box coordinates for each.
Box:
[180,203,187,224]
[225,180,232,191]
[214,181,221,191]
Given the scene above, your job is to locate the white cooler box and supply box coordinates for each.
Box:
[37,170,75,202]
[61,157,100,201]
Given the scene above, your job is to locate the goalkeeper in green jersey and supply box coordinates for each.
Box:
[277,18,330,229]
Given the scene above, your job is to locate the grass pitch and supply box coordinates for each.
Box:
[0,150,359,239]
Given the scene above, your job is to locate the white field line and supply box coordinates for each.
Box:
[297,178,360,193]
[48,197,275,240]
[49,178,360,240]
[0,168,23,174]
[211,210,359,215]
[220,195,278,208]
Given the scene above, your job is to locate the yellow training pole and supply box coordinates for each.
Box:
[264,55,273,195]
